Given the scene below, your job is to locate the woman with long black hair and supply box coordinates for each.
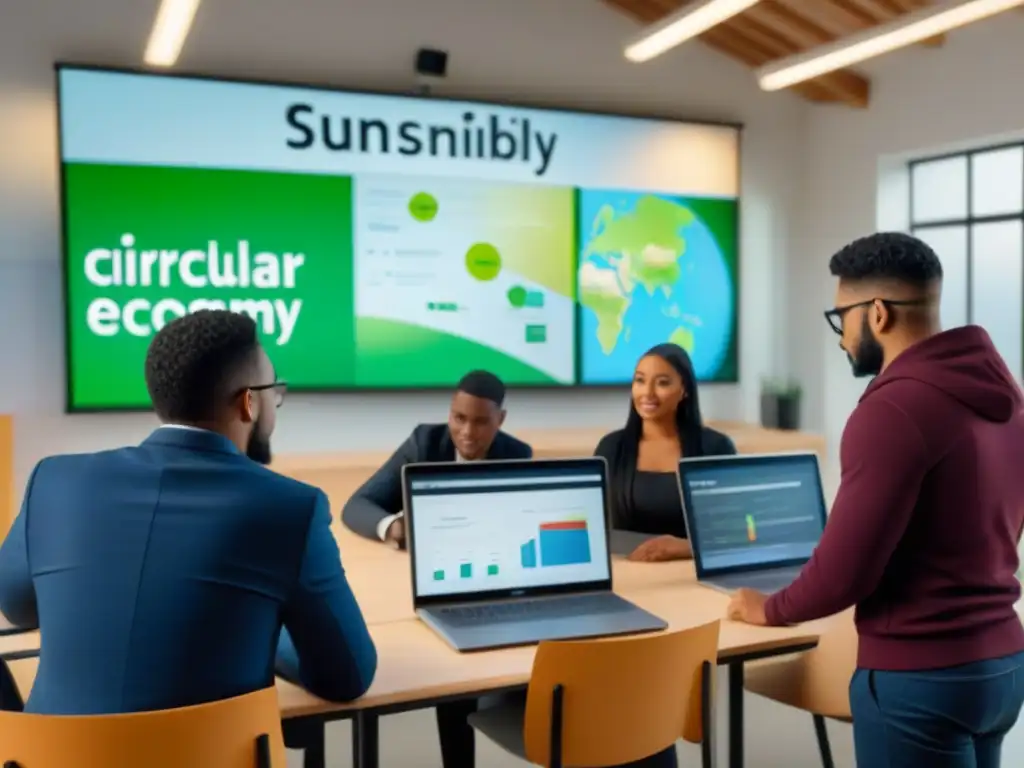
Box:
[595,343,737,562]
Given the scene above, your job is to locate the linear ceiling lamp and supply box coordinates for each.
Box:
[758,0,1024,91]
[624,0,761,63]
[144,0,202,67]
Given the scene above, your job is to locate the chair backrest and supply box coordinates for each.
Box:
[0,686,286,768]
[795,609,857,720]
[523,620,720,767]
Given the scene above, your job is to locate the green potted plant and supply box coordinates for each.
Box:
[760,378,802,431]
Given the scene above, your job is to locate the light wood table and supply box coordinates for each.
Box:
[5,598,828,768]
[5,531,831,768]
[0,423,830,767]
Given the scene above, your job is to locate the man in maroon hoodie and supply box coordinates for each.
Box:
[728,232,1024,766]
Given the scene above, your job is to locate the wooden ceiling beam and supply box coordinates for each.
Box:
[887,0,946,46]
[775,0,876,37]
[601,0,881,106]
[698,26,836,102]
[833,0,945,45]
[740,1,870,106]
[601,0,839,101]
[722,15,868,105]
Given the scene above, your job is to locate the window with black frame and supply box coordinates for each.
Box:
[909,144,1024,380]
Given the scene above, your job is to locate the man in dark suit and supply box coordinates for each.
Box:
[343,370,533,548]
[342,369,532,768]
[0,310,377,717]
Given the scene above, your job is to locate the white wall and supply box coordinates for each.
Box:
[0,0,806,496]
[789,14,1024,463]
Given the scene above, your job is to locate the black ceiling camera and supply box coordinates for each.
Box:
[415,48,448,95]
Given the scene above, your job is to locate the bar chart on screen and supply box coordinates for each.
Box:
[521,518,592,568]
[430,555,502,582]
[412,484,610,596]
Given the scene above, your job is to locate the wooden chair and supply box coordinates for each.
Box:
[469,620,720,767]
[0,685,287,768]
[743,610,856,768]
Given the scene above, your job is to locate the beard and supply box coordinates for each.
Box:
[846,315,885,378]
[245,422,273,465]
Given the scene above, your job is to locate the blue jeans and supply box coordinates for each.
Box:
[849,651,1024,767]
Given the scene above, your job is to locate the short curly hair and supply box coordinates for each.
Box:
[829,232,943,285]
[145,310,261,423]
[457,370,506,406]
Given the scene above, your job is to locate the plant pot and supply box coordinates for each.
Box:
[760,394,801,431]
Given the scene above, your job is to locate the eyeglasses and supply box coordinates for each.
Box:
[823,299,927,335]
[246,381,288,408]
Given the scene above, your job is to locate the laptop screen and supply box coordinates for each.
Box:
[403,458,613,605]
[678,453,827,577]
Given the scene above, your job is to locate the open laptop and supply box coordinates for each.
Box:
[677,452,828,595]
[402,457,668,652]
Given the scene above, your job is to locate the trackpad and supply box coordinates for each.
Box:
[437,613,656,651]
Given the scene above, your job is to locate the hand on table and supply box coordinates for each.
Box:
[385,518,406,549]
[726,588,769,626]
[627,535,692,562]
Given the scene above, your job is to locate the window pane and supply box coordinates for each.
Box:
[971,146,1024,217]
[971,221,1023,380]
[914,225,968,330]
[911,156,968,224]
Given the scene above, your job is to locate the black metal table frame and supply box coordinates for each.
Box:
[291,642,818,768]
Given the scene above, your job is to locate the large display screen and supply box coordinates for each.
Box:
[57,66,740,410]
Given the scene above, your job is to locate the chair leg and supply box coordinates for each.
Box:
[812,715,834,768]
[700,661,715,768]
[304,733,326,768]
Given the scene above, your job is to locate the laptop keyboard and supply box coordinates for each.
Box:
[438,593,623,625]
[715,568,800,592]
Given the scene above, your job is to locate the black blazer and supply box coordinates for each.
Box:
[594,426,737,530]
[341,423,533,541]
[594,426,737,464]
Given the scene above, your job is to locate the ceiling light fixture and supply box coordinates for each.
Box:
[144,0,202,67]
[758,0,1024,91]
[624,0,762,63]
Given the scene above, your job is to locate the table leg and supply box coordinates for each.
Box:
[728,662,744,768]
[353,711,380,768]
[303,731,326,768]
[282,719,325,768]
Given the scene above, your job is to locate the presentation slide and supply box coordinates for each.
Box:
[410,486,610,598]
[57,66,739,410]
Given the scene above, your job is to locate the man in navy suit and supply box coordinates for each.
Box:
[342,370,532,768]
[0,309,377,717]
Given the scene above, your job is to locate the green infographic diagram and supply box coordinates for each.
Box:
[349,173,575,389]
